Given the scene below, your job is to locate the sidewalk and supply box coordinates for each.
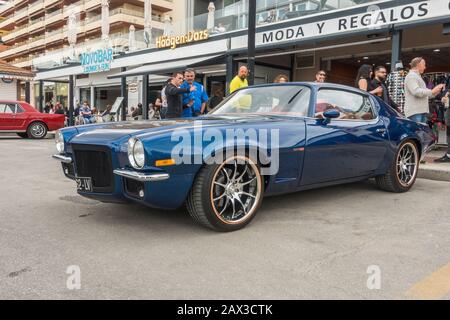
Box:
[420,146,450,182]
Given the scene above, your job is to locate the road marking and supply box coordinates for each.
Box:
[406,262,450,299]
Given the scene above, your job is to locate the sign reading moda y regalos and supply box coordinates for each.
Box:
[257,0,450,46]
[156,30,209,49]
[80,48,113,74]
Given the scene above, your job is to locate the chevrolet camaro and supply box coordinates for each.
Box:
[53,83,435,231]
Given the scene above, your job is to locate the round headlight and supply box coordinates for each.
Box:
[128,138,145,169]
[55,130,64,154]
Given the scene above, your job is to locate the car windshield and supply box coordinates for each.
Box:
[209,85,311,116]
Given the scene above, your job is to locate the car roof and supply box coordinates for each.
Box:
[0,101,38,112]
[248,82,370,96]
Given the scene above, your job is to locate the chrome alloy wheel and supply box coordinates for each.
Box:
[30,123,46,138]
[396,142,418,187]
[210,156,262,225]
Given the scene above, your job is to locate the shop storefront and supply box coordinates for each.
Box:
[0,60,34,101]
[34,0,450,125]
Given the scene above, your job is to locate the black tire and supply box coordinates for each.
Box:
[16,132,28,138]
[375,140,419,193]
[186,155,264,232]
[27,122,47,139]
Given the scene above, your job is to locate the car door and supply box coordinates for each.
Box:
[11,104,28,129]
[300,88,390,186]
[0,102,17,130]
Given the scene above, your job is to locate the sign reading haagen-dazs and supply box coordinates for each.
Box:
[156,30,209,49]
[257,0,450,46]
[80,48,113,74]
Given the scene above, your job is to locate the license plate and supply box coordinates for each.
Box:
[76,177,92,192]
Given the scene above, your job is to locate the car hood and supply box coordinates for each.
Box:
[70,115,298,144]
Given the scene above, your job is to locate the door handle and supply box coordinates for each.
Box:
[376,128,386,133]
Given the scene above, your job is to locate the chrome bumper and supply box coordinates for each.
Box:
[53,154,73,164]
[113,169,170,182]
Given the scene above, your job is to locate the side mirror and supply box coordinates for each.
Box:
[322,109,340,124]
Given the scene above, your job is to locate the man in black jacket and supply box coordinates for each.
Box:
[166,71,196,118]
[371,66,400,112]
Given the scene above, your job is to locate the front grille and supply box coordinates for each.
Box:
[72,145,114,193]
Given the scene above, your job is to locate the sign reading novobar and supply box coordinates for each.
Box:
[80,48,113,74]
[258,0,450,46]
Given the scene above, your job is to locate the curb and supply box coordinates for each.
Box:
[418,166,450,182]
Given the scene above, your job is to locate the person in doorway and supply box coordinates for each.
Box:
[44,102,51,113]
[166,71,196,119]
[207,88,224,113]
[404,57,445,123]
[355,64,383,96]
[274,74,289,83]
[435,91,450,162]
[315,70,327,83]
[180,68,209,117]
[229,66,249,94]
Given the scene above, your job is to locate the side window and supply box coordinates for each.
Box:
[15,104,24,113]
[315,89,375,121]
[0,103,15,114]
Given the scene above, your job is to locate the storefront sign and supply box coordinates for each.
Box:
[80,48,114,74]
[257,0,450,47]
[1,77,14,83]
[156,30,209,49]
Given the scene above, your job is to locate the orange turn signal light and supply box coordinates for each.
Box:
[155,159,176,167]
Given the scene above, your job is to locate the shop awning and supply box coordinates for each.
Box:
[0,60,35,81]
[108,54,225,79]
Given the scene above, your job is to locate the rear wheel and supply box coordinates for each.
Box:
[27,122,47,139]
[375,140,419,193]
[16,132,28,138]
[186,155,264,232]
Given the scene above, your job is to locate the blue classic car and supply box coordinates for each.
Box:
[53,83,435,231]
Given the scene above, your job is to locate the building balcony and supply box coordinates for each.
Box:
[45,9,63,25]
[44,0,61,7]
[28,0,45,16]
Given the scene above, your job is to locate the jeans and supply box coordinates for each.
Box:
[160,107,168,119]
[408,113,428,124]
[83,116,95,124]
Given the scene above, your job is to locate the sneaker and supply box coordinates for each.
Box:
[434,155,450,163]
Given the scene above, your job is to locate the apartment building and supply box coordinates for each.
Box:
[0,0,174,69]
[0,0,175,103]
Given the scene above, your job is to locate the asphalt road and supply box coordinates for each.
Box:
[1,135,449,300]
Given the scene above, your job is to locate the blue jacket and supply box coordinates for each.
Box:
[180,81,209,117]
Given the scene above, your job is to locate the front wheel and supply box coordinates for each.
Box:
[27,122,47,139]
[186,155,264,232]
[375,140,419,193]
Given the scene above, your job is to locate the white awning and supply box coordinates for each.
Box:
[108,54,224,79]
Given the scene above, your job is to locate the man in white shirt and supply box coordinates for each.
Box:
[404,57,444,123]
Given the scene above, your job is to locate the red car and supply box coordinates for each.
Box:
[0,101,65,139]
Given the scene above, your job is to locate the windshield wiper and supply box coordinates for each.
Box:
[287,89,304,104]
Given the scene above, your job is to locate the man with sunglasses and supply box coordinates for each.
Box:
[371,66,400,112]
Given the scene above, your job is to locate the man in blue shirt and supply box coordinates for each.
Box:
[180,68,209,117]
